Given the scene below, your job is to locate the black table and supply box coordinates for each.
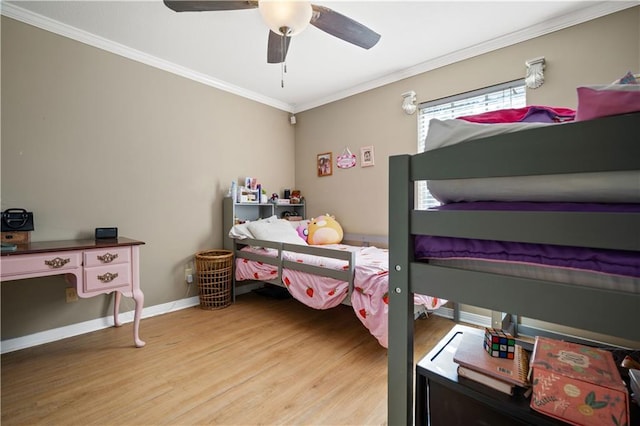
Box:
[415,324,565,426]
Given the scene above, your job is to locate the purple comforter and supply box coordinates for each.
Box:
[415,202,640,278]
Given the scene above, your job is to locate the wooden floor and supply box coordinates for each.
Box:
[1,292,455,425]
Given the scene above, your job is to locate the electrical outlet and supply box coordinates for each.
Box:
[185,266,194,284]
[65,287,78,303]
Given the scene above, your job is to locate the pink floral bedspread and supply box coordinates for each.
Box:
[235,245,353,308]
[235,244,447,347]
[348,246,446,348]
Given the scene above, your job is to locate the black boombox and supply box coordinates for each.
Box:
[1,208,34,232]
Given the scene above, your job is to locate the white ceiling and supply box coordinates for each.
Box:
[3,1,637,112]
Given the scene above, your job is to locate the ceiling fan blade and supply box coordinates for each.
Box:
[163,1,257,13]
[310,4,380,50]
[267,30,291,64]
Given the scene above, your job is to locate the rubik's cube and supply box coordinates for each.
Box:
[484,328,516,359]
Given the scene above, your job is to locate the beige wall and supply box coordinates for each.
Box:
[1,17,295,339]
[294,7,640,236]
[1,7,638,344]
[295,7,639,347]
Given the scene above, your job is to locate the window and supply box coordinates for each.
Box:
[416,80,526,209]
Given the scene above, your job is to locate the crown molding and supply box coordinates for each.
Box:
[1,2,294,113]
[292,1,638,113]
[2,1,636,114]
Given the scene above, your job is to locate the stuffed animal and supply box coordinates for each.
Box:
[307,215,343,245]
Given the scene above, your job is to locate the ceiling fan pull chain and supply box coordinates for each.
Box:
[280,31,288,88]
[281,60,287,88]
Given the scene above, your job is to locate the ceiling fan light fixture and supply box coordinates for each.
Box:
[259,0,312,36]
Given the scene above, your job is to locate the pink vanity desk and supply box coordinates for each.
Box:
[1,237,145,348]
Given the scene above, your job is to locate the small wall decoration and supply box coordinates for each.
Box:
[361,146,375,167]
[336,147,357,169]
[317,152,333,177]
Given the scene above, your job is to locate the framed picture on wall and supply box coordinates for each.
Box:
[317,152,333,177]
[361,146,375,167]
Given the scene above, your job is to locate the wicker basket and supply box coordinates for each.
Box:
[194,249,233,310]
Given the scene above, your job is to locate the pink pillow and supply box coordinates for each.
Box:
[575,85,640,121]
[296,222,309,242]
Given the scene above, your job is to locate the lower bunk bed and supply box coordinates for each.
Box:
[387,111,640,425]
[229,220,446,348]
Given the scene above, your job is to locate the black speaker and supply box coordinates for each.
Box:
[95,227,118,240]
[1,208,34,232]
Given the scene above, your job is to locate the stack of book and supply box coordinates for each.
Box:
[453,330,531,396]
[1,242,17,252]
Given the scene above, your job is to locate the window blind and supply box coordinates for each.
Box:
[416,80,526,209]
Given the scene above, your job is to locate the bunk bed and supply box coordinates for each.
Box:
[387,111,640,425]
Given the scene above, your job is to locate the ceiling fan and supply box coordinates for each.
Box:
[163,1,381,65]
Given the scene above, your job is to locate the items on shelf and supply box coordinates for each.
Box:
[529,336,630,426]
[227,179,300,205]
[1,242,18,252]
[1,231,31,244]
[229,177,267,203]
[1,208,34,246]
[281,210,302,221]
[457,365,516,395]
[223,198,306,251]
[453,331,530,394]
[484,328,516,359]
[277,190,302,205]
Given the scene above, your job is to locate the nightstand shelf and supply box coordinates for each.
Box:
[222,197,305,250]
[416,324,564,426]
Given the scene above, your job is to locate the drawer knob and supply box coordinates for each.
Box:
[97,252,119,263]
[44,257,71,269]
[97,272,119,283]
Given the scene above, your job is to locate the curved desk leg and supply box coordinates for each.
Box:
[130,245,145,348]
[113,291,122,327]
[132,288,145,347]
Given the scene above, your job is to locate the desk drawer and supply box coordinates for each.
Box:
[84,263,131,292]
[84,247,130,267]
[1,252,82,277]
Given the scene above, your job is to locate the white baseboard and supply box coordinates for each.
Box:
[0,296,201,354]
[1,296,493,354]
[432,306,492,328]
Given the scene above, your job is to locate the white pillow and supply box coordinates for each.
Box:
[228,215,278,239]
[229,222,253,239]
[248,219,307,245]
